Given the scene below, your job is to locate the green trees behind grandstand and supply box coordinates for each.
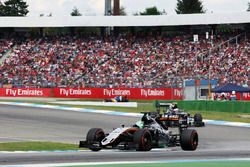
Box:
[139,6,162,15]
[0,0,28,16]
[176,0,205,14]
[71,7,82,16]
[119,6,127,16]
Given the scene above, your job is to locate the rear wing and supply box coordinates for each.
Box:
[156,102,172,108]
[154,102,172,113]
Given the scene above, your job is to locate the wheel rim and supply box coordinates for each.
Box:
[191,132,198,149]
[94,130,104,147]
[95,131,104,141]
[141,131,151,150]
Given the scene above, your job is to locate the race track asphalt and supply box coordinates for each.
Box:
[0,104,250,165]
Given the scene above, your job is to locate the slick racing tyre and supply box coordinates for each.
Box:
[86,128,105,151]
[134,129,152,151]
[194,113,202,122]
[194,113,204,127]
[180,129,198,151]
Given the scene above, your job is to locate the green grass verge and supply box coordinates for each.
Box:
[63,161,250,167]
[189,110,250,123]
[0,142,81,151]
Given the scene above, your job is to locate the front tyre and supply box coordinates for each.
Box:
[133,129,152,151]
[180,129,198,151]
[86,128,105,151]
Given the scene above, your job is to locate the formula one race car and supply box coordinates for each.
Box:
[156,102,205,127]
[79,107,202,151]
[104,96,129,102]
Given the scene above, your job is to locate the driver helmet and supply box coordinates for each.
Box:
[172,103,178,109]
[135,121,144,129]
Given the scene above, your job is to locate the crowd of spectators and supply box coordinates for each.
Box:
[0,39,13,58]
[0,33,249,88]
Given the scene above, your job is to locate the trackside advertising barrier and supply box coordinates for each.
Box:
[155,100,250,113]
[0,88,249,100]
[243,93,250,101]
[0,88,183,100]
[0,88,51,97]
[53,88,183,100]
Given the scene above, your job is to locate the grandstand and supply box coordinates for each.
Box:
[0,13,249,100]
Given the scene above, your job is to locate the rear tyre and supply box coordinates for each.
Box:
[194,113,204,127]
[86,128,105,151]
[180,129,198,151]
[133,129,152,151]
[194,113,202,122]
